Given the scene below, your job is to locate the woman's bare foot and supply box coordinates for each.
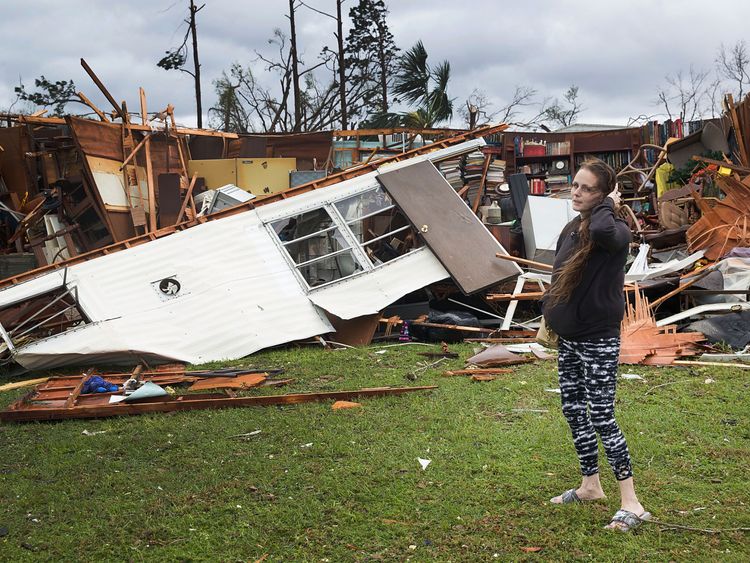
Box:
[550,473,606,504]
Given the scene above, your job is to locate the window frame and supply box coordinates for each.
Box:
[266,187,421,291]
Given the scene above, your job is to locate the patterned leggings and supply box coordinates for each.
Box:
[558,336,633,481]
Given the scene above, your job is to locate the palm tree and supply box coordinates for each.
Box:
[367,41,453,128]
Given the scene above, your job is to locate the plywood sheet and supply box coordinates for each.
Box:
[187,159,236,189]
[376,160,521,294]
[0,126,33,197]
[68,117,124,161]
[235,158,295,196]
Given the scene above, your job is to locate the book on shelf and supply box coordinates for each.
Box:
[640,118,706,163]
[514,137,571,157]
[575,151,632,171]
[546,174,570,185]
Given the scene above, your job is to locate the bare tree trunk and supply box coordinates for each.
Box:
[336,0,347,130]
[288,0,302,131]
[466,101,477,129]
[378,40,388,112]
[189,0,203,128]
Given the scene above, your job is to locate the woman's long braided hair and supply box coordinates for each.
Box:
[544,159,616,307]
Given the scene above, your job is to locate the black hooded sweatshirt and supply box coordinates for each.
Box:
[542,198,631,341]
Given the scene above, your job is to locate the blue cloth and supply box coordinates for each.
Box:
[81,376,119,394]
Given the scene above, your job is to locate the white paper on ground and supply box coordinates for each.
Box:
[417,458,431,470]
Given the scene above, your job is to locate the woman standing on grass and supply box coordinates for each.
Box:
[542,159,650,532]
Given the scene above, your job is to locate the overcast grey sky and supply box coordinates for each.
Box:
[2,0,749,129]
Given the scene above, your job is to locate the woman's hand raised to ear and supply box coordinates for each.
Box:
[606,184,622,206]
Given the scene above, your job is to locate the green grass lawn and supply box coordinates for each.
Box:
[1,343,748,561]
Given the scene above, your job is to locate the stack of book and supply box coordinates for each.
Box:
[463,151,485,184]
[546,174,570,187]
[437,157,464,190]
[463,150,486,203]
[486,158,506,186]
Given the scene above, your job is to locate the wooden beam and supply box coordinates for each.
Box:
[0,377,50,393]
[335,127,467,137]
[495,252,553,271]
[485,291,545,301]
[139,87,148,125]
[672,360,750,370]
[167,105,189,177]
[63,370,92,408]
[119,133,150,170]
[3,116,239,140]
[80,58,126,120]
[471,153,493,214]
[144,136,157,232]
[456,183,471,198]
[691,155,750,173]
[76,91,109,122]
[411,321,494,334]
[649,269,712,310]
[175,172,198,225]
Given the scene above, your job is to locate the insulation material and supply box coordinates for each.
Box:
[86,156,147,208]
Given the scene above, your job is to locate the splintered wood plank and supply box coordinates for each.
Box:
[1,386,437,422]
[188,373,267,391]
[471,374,496,382]
[376,160,521,294]
[443,368,513,376]
[0,377,49,393]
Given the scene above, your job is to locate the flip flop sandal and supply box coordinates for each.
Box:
[605,509,652,532]
[554,488,582,504]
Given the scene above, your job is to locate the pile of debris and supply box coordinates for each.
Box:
[2,68,750,381]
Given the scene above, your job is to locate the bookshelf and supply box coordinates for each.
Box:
[501,128,643,195]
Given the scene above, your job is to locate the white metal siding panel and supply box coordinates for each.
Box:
[10,211,332,369]
[307,247,448,319]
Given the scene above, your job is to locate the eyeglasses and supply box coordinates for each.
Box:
[571,184,598,194]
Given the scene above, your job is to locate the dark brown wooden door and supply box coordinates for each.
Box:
[377,160,521,294]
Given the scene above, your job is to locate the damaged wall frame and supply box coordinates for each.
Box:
[0,136,520,371]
